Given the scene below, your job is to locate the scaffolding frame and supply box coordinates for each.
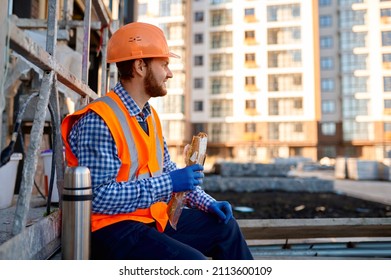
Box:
[0,0,118,244]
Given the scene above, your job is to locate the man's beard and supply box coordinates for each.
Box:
[144,67,167,98]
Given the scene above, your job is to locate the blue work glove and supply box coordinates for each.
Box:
[208,201,233,224]
[169,164,204,193]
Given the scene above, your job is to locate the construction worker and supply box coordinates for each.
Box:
[61,22,253,260]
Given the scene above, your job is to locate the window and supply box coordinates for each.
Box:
[320,36,333,48]
[294,123,303,133]
[321,123,336,135]
[195,11,204,22]
[194,55,203,66]
[210,31,232,49]
[320,57,334,70]
[342,75,368,95]
[246,99,256,109]
[245,30,255,40]
[245,100,257,114]
[166,23,183,41]
[268,50,301,68]
[210,53,232,71]
[267,4,301,22]
[210,9,232,26]
[268,98,303,116]
[320,146,337,158]
[157,94,184,114]
[245,123,256,133]
[342,98,369,118]
[319,15,332,27]
[268,122,305,141]
[245,76,256,86]
[210,100,233,118]
[194,78,203,89]
[319,0,332,6]
[322,100,336,113]
[194,101,203,112]
[340,0,365,6]
[245,53,256,66]
[321,78,335,92]
[245,53,256,62]
[268,27,301,45]
[210,76,233,94]
[268,74,302,91]
[381,8,391,17]
[383,53,391,62]
[339,9,366,28]
[138,3,147,16]
[294,99,302,109]
[384,76,391,92]
[341,54,367,72]
[385,100,391,114]
[244,8,255,17]
[382,31,391,46]
[194,33,203,44]
[340,31,366,50]
[159,0,183,17]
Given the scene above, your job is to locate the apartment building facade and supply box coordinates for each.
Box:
[136,0,391,165]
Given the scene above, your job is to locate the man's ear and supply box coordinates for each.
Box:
[134,59,145,75]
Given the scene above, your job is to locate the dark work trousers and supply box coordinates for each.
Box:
[91,208,254,260]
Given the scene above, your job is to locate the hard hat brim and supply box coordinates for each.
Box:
[107,52,181,63]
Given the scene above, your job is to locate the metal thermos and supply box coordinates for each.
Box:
[61,166,92,260]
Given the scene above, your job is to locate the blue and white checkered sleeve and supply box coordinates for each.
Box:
[185,186,216,212]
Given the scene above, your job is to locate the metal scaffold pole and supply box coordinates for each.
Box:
[0,0,120,259]
[80,0,92,107]
[12,0,61,235]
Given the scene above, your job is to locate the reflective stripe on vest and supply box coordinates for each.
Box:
[99,96,139,180]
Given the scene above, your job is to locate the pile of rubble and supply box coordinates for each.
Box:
[203,162,334,193]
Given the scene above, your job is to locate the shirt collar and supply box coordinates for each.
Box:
[113,82,152,119]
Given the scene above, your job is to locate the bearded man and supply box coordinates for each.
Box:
[61,22,253,260]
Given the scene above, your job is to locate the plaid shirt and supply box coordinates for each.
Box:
[68,82,215,215]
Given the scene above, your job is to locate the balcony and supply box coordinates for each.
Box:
[244,15,257,23]
[383,62,391,70]
[245,61,258,68]
[245,84,258,92]
[244,37,257,45]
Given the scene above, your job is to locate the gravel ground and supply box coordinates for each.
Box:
[208,190,391,220]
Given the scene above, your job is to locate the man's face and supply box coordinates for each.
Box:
[144,58,173,98]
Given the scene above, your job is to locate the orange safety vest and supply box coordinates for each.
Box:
[61,91,168,232]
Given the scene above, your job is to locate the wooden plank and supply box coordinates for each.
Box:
[238,218,391,240]
[0,211,61,260]
[8,19,98,101]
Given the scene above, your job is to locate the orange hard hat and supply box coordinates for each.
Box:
[107,22,180,63]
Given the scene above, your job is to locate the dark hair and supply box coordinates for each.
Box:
[116,58,152,81]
